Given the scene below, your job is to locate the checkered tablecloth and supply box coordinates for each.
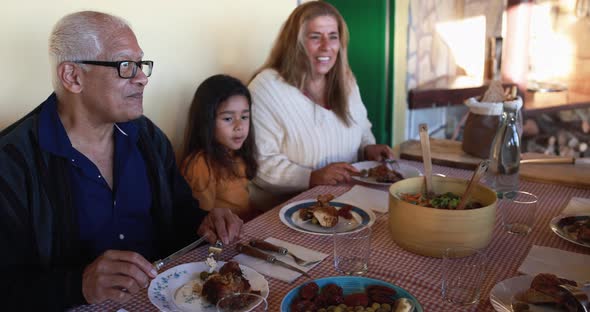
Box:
[72,160,590,312]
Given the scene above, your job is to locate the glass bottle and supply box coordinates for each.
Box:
[489,111,521,197]
[503,97,523,141]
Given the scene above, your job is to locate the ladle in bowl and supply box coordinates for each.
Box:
[456,160,490,210]
[419,123,434,197]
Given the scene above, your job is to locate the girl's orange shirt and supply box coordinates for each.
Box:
[181,152,256,221]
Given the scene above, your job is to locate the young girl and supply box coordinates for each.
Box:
[181,74,258,221]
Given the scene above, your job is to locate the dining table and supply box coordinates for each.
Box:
[72,159,590,312]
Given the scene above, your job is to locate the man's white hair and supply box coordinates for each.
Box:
[48,11,130,91]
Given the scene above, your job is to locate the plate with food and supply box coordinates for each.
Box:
[279,194,375,236]
[351,160,421,186]
[280,276,423,312]
[489,273,585,312]
[549,214,590,248]
[148,261,269,312]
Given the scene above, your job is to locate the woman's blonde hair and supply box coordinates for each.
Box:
[258,1,354,126]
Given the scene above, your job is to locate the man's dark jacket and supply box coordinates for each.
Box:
[0,94,206,310]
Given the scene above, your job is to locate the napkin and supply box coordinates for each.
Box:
[334,185,389,213]
[517,245,590,282]
[561,197,590,215]
[232,237,328,283]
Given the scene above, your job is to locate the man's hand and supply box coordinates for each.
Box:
[310,162,359,187]
[198,208,243,245]
[82,250,157,304]
[364,144,395,161]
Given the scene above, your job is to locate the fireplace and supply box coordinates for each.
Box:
[523,108,590,157]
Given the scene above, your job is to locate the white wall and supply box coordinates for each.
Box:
[0,0,296,151]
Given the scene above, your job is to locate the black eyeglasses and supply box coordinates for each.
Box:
[75,60,153,79]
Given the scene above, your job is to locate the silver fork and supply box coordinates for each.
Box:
[384,158,401,171]
[249,240,321,267]
[283,249,321,267]
[208,240,223,259]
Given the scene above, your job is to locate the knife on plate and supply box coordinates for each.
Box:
[152,235,209,271]
[520,157,590,165]
[236,243,310,277]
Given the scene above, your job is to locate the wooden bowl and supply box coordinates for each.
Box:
[388,176,497,258]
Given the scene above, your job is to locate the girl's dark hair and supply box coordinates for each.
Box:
[181,74,257,180]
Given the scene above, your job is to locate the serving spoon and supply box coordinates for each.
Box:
[456,160,489,210]
[419,123,434,197]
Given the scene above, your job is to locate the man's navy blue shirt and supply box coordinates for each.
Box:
[38,96,155,260]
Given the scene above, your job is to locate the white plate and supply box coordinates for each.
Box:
[489,275,559,312]
[148,261,269,312]
[351,160,422,186]
[279,199,376,236]
[549,214,590,248]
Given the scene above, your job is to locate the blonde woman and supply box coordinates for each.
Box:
[249,1,393,210]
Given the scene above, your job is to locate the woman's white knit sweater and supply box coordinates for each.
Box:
[248,69,376,207]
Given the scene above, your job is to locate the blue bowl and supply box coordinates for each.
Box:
[280,276,423,311]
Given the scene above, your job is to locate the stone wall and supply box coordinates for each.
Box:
[407,0,504,89]
[405,0,505,139]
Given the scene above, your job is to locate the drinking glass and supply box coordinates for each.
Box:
[441,247,487,305]
[333,226,371,275]
[216,293,268,312]
[500,191,538,235]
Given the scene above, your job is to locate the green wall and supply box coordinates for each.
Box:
[326,0,395,144]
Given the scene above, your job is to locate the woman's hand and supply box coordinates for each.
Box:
[310,162,359,187]
[364,144,395,161]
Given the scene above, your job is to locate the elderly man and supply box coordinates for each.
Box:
[0,11,242,310]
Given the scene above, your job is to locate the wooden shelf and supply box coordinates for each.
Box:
[523,90,590,117]
[407,75,590,116]
[408,75,516,109]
